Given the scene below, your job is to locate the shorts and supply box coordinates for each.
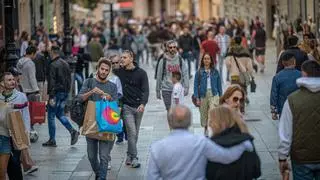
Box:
[0,135,11,154]
[255,48,265,56]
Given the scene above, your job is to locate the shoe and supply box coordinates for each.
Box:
[125,156,132,165]
[131,158,141,168]
[24,165,39,175]
[42,139,57,147]
[70,130,80,145]
[116,139,123,145]
[95,175,99,180]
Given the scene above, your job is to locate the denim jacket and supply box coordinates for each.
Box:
[193,68,222,99]
[270,68,301,115]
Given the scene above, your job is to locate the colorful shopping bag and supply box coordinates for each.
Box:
[95,100,123,134]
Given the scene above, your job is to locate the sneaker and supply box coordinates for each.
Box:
[131,158,141,168]
[24,165,39,175]
[125,156,132,166]
[70,130,80,145]
[42,139,57,147]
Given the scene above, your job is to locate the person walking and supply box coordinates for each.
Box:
[206,106,261,180]
[79,59,118,180]
[114,50,149,168]
[215,26,230,80]
[270,53,301,120]
[251,23,266,73]
[88,34,104,75]
[156,40,189,111]
[193,53,222,135]
[42,46,79,147]
[178,27,194,78]
[278,60,320,180]
[147,105,253,180]
[201,31,220,65]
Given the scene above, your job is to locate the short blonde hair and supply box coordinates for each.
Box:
[208,106,248,136]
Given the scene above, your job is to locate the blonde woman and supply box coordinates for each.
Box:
[193,53,222,135]
[206,106,261,180]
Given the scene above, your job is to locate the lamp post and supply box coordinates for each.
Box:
[110,2,115,39]
[4,0,18,70]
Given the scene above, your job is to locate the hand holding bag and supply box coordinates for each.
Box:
[233,56,251,86]
[95,100,123,134]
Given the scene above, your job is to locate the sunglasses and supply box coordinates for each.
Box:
[232,96,244,103]
[112,61,119,65]
[168,46,177,49]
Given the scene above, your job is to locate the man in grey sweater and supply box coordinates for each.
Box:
[16,46,39,99]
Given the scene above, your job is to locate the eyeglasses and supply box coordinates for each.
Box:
[168,46,177,49]
[232,96,244,103]
[112,61,119,65]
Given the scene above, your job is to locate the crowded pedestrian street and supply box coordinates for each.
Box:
[20,41,280,180]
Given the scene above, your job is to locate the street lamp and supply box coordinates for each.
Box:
[104,0,116,39]
[4,0,18,70]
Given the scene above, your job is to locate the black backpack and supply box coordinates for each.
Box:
[70,78,94,127]
[154,54,183,80]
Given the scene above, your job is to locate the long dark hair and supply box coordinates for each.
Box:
[200,52,215,69]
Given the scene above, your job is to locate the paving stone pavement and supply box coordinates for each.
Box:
[25,40,282,180]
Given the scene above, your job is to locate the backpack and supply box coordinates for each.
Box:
[154,54,184,80]
[70,78,94,127]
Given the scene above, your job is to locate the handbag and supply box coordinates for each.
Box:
[250,77,257,93]
[191,70,201,107]
[95,100,123,134]
[8,111,30,150]
[29,101,46,125]
[233,56,251,86]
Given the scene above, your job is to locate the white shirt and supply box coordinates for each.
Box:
[206,72,211,90]
[171,82,184,107]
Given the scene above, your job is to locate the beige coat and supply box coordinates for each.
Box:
[225,56,254,78]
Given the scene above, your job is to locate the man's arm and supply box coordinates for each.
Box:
[27,62,39,92]
[78,79,93,101]
[21,94,31,132]
[181,59,189,95]
[48,65,56,98]
[278,100,293,160]
[147,148,162,180]
[205,138,253,164]
[270,76,279,114]
[156,59,164,97]
[140,70,149,106]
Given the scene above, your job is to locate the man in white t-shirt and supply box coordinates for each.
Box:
[171,71,184,107]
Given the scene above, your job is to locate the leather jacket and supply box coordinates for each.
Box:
[47,56,71,98]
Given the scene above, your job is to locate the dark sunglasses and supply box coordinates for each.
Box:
[112,61,119,65]
[232,96,244,103]
[168,46,177,49]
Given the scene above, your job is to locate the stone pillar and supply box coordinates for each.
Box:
[153,0,161,17]
[133,0,148,18]
[18,0,31,34]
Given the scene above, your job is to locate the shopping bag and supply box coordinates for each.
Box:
[29,101,46,125]
[81,101,115,141]
[95,100,123,134]
[81,101,98,136]
[8,111,30,150]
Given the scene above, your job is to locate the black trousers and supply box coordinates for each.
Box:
[7,149,23,180]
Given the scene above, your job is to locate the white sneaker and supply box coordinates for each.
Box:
[24,165,39,175]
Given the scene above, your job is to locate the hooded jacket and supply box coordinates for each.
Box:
[0,89,31,136]
[156,53,189,93]
[206,126,261,180]
[17,56,39,93]
[279,77,320,162]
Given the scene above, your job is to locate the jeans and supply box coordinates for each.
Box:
[123,104,144,158]
[48,92,74,141]
[75,73,84,94]
[292,161,320,180]
[135,50,143,66]
[181,51,193,77]
[86,137,114,180]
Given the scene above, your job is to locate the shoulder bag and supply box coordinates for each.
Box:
[233,56,251,86]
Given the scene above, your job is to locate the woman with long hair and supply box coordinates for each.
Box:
[19,31,29,57]
[206,106,261,180]
[193,53,222,135]
[219,84,246,115]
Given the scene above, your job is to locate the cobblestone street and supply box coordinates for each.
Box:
[25,41,281,180]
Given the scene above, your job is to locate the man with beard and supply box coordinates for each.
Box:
[114,50,149,168]
[79,59,118,180]
[156,40,189,111]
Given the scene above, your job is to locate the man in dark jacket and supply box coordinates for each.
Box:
[114,50,149,168]
[178,27,194,78]
[276,35,308,73]
[43,46,79,147]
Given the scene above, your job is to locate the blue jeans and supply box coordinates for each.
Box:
[7,139,23,180]
[86,137,114,180]
[75,73,84,94]
[292,161,320,180]
[48,92,74,141]
[181,51,193,77]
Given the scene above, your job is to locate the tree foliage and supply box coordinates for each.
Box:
[70,0,101,10]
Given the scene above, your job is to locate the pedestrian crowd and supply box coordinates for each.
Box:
[0,13,320,180]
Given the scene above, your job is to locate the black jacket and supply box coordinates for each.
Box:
[178,34,193,52]
[206,126,261,180]
[33,52,50,82]
[276,47,308,73]
[47,56,71,98]
[114,66,149,108]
